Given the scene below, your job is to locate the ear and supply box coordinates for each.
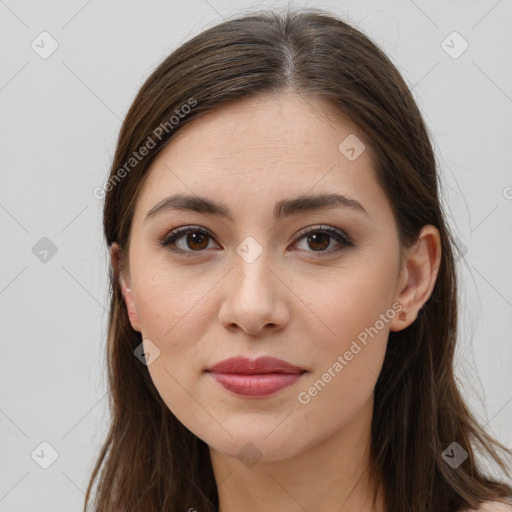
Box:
[110,242,141,333]
[389,225,442,332]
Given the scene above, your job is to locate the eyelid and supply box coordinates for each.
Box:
[159,224,354,255]
[159,225,218,252]
[293,224,351,243]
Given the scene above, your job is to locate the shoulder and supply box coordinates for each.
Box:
[463,501,512,512]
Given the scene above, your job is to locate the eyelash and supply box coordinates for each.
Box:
[158,224,355,257]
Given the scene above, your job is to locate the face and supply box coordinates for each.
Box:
[114,92,410,462]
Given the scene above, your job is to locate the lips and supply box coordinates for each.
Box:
[205,356,307,398]
[206,356,305,374]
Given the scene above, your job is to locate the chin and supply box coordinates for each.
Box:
[206,431,303,464]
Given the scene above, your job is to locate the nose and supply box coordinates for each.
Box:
[218,251,290,336]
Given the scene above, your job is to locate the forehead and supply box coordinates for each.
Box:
[164,91,370,167]
[134,92,389,223]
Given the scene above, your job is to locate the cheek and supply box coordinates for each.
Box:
[295,258,395,397]
[132,268,218,403]
[133,265,212,343]
[294,283,390,438]
[303,259,396,344]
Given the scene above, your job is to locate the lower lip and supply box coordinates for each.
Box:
[208,372,305,397]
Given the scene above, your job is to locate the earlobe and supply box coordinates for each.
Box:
[389,225,442,332]
[110,242,142,333]
[389,300,409,332]
[120,278,142,333]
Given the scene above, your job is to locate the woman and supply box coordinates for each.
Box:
[84,7,512,512]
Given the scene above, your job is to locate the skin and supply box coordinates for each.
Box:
[110,92,442,512]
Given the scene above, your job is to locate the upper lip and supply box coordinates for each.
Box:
[206,356,306,374]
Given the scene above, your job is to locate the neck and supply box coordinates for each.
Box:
[209,393,385,512]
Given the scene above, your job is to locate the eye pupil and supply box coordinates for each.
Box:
[163,225,350,256]
[308,233,330,251]
[187,232,208,250]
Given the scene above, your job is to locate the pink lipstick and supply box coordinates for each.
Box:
[205,356,306,398]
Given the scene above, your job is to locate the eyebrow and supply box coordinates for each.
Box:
[145,192,369,222]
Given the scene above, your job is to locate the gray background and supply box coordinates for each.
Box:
[1,0,511,509]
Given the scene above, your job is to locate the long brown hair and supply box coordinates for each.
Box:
[84,7,512,511]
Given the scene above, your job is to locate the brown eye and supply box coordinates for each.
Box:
[293,225,354,255]
[160,226,218,254]
[160,224,354,258]
[305,232,330,251]
[183,232,209,250]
